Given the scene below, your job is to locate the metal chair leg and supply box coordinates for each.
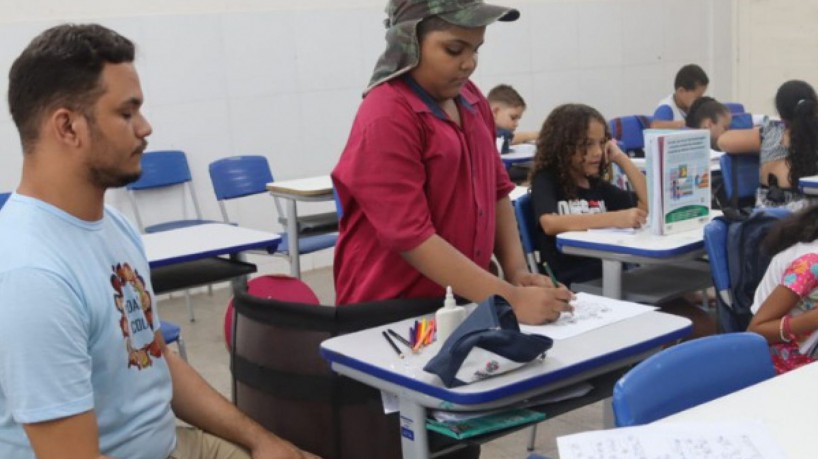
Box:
[184,290,195,322]
[527,424,537,451]
[176,337,188,362]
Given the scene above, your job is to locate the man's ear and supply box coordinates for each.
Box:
[49,108,86,148]
[491,104,502,117]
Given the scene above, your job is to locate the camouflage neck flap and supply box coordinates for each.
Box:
[364,0,519,95]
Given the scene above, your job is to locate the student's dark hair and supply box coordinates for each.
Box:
[417,16,456,42]
[8,23,135,153]
[763,204,818,256]
[685,96,729,129]
[775,80,818,185]
[529,104,611,200]
[674,64,709,91]
[487,84,526,109]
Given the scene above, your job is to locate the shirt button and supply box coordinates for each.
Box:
[476,250,482,257]
[479,210,484,217]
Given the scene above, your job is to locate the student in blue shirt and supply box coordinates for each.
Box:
[0,24,317,459]
[651,64,709,129]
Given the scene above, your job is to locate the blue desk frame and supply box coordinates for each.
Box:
[321,309,691,459]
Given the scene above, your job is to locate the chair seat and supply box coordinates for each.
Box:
[144,219,221,234]
[160,320,181,344]
[279,211,339,234]
[278,232,337,255]
[151,257,257,294]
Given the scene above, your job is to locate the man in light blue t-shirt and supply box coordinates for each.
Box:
[0,24,319,459]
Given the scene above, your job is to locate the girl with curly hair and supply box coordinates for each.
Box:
[529,104,648,287]
[749,204,818,373]
[718,80,818,210]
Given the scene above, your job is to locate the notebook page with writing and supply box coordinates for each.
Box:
[519,292,657,340]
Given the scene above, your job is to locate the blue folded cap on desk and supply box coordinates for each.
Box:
[424,295,554,388]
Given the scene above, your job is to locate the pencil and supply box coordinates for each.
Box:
[413,322,435,353]
[542,261,560,288]
[382,331,404,359]
[387,329,412,349]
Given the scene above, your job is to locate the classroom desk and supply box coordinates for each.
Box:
[321,309,692,459]
[266,175,335,278]
[144,223,281,299]
[799,174,818,196]
[556,222,712,300]
[657,361,818,459]
[501,143,535,168]
[509,185,528,202]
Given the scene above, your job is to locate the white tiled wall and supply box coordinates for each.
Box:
[0,0,734,270]
[735,0,818,117]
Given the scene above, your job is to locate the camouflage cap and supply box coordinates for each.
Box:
[365,0,519,94]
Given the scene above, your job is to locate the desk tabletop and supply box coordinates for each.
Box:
[321,310,690,409]
[509,185,528,202]
[556,212,719,259]
[501,144,535,166]
[266,175,332,197]
[143,223,281,268]
[658,361,818,459]
[799,174,818,195]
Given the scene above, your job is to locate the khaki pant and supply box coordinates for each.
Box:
[168,427,251,459]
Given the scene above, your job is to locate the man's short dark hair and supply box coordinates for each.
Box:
[487,84,526,109]
[674,64,709,91]
[8,24,135,153]
[686,96,729,128]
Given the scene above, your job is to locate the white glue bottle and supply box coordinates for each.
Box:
[435,286,466,344]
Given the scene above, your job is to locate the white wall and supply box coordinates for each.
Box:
[0,0,732,270]
[735,0,818,117]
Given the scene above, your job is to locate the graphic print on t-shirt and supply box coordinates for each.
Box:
[110,262,162,369]
[556,199,607,215]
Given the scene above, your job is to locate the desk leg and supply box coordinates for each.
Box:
[399,398,430,459]
[602,260,623,299]
[602,397,615,428]
[285,198,301,278]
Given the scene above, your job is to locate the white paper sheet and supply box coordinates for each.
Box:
[557,421,787,459]
[519,292,657,340]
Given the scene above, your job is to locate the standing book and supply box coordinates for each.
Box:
[644,129,711,235]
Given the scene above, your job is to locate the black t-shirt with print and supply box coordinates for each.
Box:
[530,169,637,287]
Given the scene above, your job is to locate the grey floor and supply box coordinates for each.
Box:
[159,267,606,459]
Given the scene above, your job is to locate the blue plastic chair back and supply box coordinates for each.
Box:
[720,153,760,202]
[0,192,10,209]
[333,187,343,219]
[608,115,652,152]
[612,332,775,427]
[704,218,730,293]
[729,113,753,130]
[127,150,192,190]
[724,102,746,114]
[512,193,539,273]
[209,156,274,200]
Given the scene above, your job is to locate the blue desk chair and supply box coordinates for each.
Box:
[729,112,753,130]
[0,192,10,209]
[720,153,760,210]
[612,333,775,427]
[608,115,652,157]
[724,102,746,114]
[512,192,539,273]
[704,208,790,332]
[159,320,187,361]
[208,156,337,271]
[126,150,217,233]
